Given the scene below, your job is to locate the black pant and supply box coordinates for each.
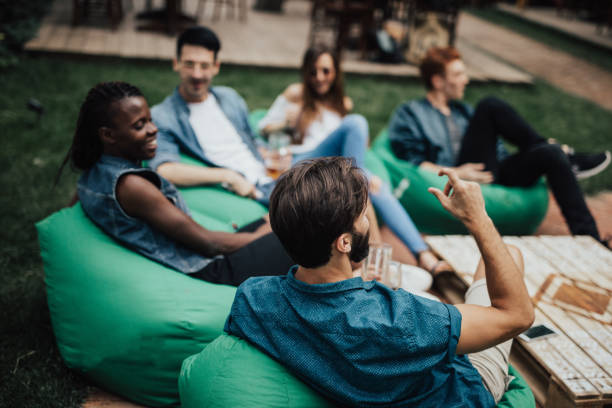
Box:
[189,218,295,286]
[457,97,599,240]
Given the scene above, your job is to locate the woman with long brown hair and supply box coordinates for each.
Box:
[259,46,448,274]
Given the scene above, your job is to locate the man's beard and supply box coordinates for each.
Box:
[349,229,370,263]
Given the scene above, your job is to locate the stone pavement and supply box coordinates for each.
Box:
[497,3,612,51]
[458,12,612,111]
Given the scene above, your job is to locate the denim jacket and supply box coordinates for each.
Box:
[388,98,507,167]
[149,86,263,171]
[78,154,212,273]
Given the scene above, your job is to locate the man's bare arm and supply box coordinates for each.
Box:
[157,162,256,198]
[116,174,265,256]
[428,168,534,355]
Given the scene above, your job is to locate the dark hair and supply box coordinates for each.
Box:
[419,46,462,90]
[269,157,368,268]
[55,81,143,183]
[298,46,347,143]
[176,26,221,59]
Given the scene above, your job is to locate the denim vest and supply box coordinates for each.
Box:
[78,154,211,273]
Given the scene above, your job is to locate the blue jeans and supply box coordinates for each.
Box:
[294,114,428,255]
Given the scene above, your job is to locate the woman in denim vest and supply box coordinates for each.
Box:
[57,81,294,286]
[259,46,449,274]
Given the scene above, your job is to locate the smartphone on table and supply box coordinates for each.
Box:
[518,324,558,342]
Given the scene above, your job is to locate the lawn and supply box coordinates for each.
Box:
[1,54,611,407]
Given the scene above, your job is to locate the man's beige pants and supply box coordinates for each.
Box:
[465,279,513,403]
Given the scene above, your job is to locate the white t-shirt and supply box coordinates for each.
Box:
[258,95,342,154]
[188,94,269,185]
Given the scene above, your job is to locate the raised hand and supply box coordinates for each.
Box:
[428,168,488,228]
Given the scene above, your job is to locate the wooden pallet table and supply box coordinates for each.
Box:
[425,235,612,408]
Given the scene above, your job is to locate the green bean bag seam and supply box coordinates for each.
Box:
[179,333,534,408]
[370,130,549,235]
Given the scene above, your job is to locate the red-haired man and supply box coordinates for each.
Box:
[388,46,610,246]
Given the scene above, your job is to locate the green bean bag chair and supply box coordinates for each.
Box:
[176,154,268,227]
[36,203,238,407]
[370,130,549,235]
[179,334,535,408]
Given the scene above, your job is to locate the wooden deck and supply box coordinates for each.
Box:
[25,0,532,83]
[427,235,612,408]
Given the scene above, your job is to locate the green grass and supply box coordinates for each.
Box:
[1,54,611,407]
[466,6,612,72]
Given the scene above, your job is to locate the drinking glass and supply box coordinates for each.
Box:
[361,243,392,282]
[265,132,291,179]
[384,261,403,290]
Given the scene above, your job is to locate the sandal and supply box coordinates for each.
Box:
[427,260,454,278]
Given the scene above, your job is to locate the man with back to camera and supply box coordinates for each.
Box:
[388,46,610,247]
[149,26,276,204]
[224,156,535,407]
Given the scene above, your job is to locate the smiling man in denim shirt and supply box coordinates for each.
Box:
[150,26,275,204]
[225,157,534,407]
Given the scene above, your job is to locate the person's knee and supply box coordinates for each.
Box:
[506,244,524,277]
[476,96,507,113]
[532,143,569,168]
[343,114,369,143]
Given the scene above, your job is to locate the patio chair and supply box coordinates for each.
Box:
[197,0,248,21]
[72,0,124,29]
[308,0,377,59]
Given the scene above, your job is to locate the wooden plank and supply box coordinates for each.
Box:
[571,313,612,354]
[83,27,111,55]
[45,25,71,52]
[83,387,148,407]
[538,236,612,288]
[504,236,557,297]
[542,278,611,324]
[425,235,479,284]
[538,302,612,380]
[519,236,591,284]
[427,235,612,407]
[520,310,601,401]
[64,26,88,53]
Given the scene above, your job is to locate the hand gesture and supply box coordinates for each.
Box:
[456,163,494,184]
[428,168,488,227]
[225,171,256,198]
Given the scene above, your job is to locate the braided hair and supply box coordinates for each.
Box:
[56,81,143,184]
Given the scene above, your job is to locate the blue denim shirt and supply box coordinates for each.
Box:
[149,86,264,171]
[78,154,212,273]
[388,98,507,167]
[225,267,495,408]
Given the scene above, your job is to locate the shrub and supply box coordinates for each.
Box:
[0,0,53,68]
